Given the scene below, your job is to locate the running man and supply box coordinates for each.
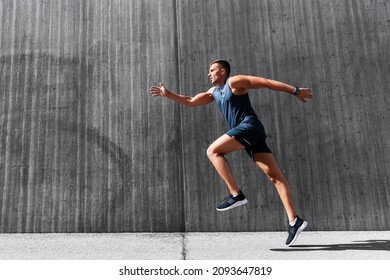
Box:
[150,60,313,246]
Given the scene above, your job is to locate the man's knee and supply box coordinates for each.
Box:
[206,145,216,159]
[267,174,279,185]
[206,145,223,159]
[264,169,286,186]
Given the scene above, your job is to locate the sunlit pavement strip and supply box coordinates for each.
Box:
[0,231,389,260]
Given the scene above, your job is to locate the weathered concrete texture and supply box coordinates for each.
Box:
[184,232,390,260]
[1,0,390,233]
[0,233,185,260]
[0,232,389,260]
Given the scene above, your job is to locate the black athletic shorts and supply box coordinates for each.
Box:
[226,117,272,159]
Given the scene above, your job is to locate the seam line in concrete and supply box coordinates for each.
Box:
[172,0,187,233]
[181,232,187,260]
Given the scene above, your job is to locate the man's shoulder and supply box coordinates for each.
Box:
[206,86,217,94]
[228,75,247,83]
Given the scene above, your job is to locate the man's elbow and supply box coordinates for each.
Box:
[188,100,203,107]
[186,98,197,107]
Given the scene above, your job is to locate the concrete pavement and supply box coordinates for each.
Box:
[0,231,389,260]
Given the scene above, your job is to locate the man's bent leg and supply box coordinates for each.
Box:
[253,153,297,222]
[207,134,245,195]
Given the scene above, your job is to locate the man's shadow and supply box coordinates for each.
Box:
[271,240,390,252]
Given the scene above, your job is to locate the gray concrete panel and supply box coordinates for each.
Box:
[0,0,183,232]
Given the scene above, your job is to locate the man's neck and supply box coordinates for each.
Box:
[215,77,228,87]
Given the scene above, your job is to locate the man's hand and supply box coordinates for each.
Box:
[150,83,168,97]
[296,88,314,103]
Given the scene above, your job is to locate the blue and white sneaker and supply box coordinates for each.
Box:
[216,191,248,211]
[286,216,308,246]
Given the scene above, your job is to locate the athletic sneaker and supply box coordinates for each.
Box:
[285,216,308,246]
[216,191,248,211]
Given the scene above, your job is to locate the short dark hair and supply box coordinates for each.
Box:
[210,59,231,77]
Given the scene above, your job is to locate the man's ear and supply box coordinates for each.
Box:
[220,67,226,76]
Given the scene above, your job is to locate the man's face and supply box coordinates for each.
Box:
[208,63,224,85]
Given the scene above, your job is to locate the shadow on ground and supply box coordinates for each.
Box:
[271,240,390,252]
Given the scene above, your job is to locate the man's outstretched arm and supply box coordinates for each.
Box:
[150,83,214,107]
[229,75,313,102]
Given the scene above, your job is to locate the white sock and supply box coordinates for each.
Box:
[233,193,239,197]
[289,217,297,226]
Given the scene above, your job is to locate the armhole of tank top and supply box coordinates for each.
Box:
[209,86,217,95]
[226,78,234,94]
[226,78,231,90]
[227,78,248,96]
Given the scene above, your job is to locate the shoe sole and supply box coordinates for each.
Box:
[216,199,248,211]
[287,220,308,247]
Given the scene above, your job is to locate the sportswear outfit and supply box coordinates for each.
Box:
[212,79,271,159]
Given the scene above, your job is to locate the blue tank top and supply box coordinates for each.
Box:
[212,80,259,129]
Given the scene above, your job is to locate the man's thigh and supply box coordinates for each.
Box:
[207,134,245,155]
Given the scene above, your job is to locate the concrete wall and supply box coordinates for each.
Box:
[1,0,389,232]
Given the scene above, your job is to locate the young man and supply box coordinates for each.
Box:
[150,60,313,246]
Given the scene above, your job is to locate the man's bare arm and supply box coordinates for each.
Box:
[229,75,313,102]
[150,83,215,107]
